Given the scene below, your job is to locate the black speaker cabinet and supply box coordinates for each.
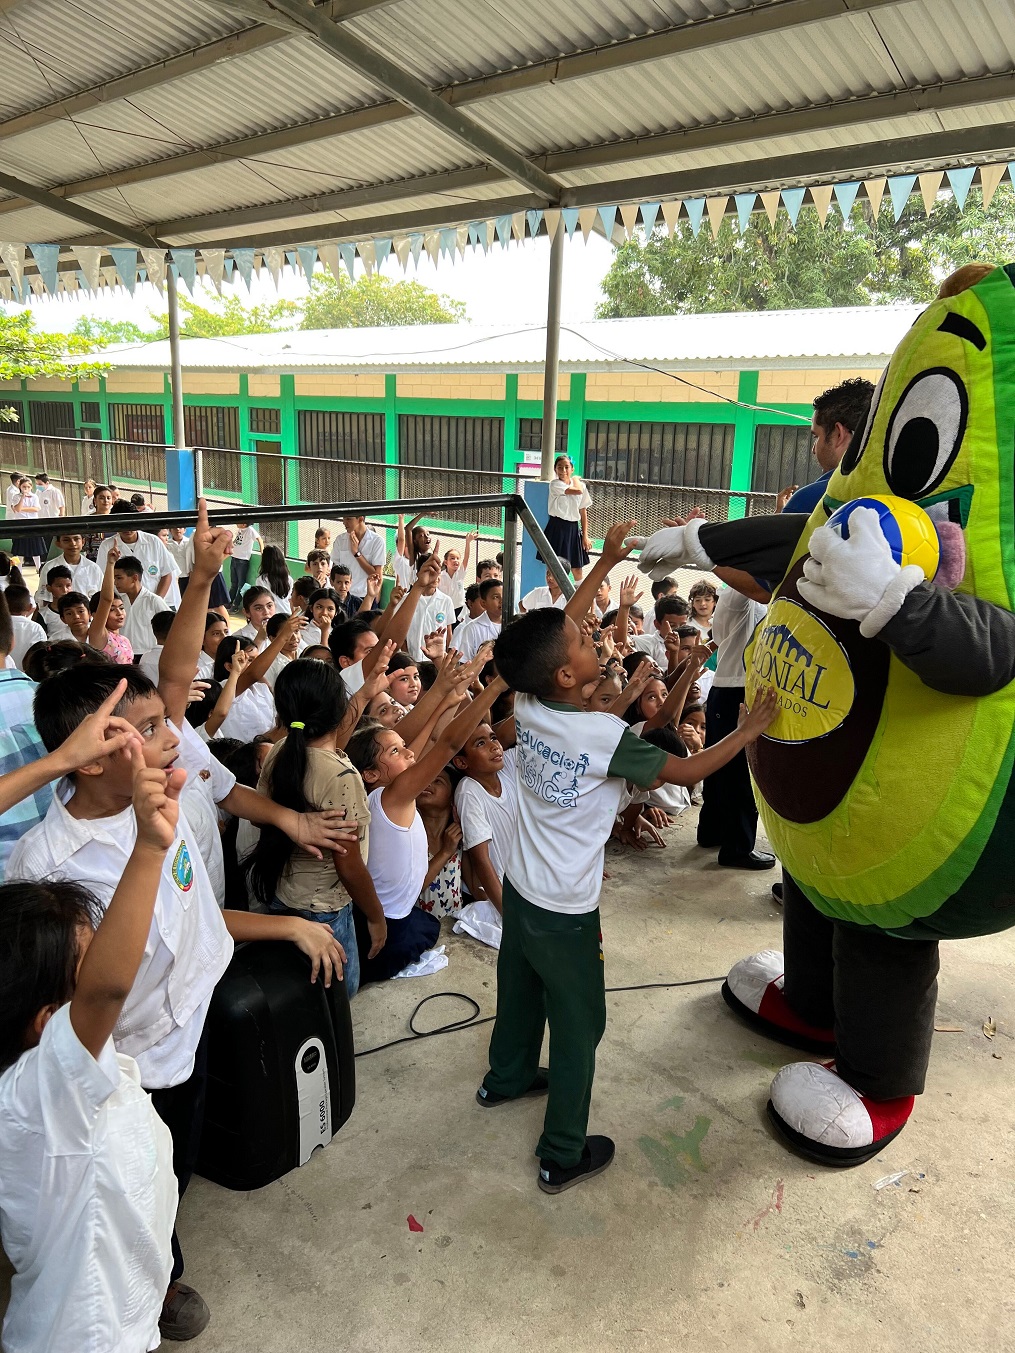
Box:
[197,940,356,1190]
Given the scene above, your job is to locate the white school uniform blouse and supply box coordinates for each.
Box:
[7,790,233,1090]
[401,587,455,661]
[216,681,276,743]
[9,615,46,669]
[119,588,171,656]
[454,748,518,881]
[548,477,591,522]
[253,574,292,615]
[440,567,466,611]
[175,717,237,906]
[36,554,102,605]
[0,1005,176,1353]
[520,586,567,612]
[455,613,501,661]
[37,484,65,518]
[96,532,176,594]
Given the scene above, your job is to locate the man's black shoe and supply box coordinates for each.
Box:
[717,850,776,870]
[476,1069,549,1107]
[538,1136,615,1194]
[772,881,784,902]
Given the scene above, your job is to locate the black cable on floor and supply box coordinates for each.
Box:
[354,976,724,1058]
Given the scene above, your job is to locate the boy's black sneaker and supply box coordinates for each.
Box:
[537,1136,615,1194]
[476,1069,549,1107]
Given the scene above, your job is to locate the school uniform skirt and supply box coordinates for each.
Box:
[542,515,589,570]
[16,533,46,561]
[355,904,440,984]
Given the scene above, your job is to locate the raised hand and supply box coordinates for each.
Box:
[738,687,779,740]
[361,640,395,703]
[190,497,234,581]
[619,574,642,608]
[51,678,143,774]
[602,519,638,565]
[422,628,447,661]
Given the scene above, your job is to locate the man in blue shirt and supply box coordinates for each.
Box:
[779,376,875,516]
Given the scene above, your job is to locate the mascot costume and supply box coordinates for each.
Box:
[637,263,1015,1166]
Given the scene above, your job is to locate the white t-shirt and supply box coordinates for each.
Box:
[137,645,163,685]
[0,1006,176,1353]
[36,555,102,605]
[548,477,591,523]
[506,694,667,914]
[7,790,233,1089]
[401,588,454,662]
[217,682,276,743]
[365,787,429,920]
[456,613,501,661]
[96,532,175,594]
[340,658,365,695]
[5,483,21,519]
[520,586,566,612]
[165,535,192,576]
[36,484,65,518]
[440,567,466,611]
[392,554,416,590]
[119,587,171,656]
[333,528,385,596]
[232,526,259,562]
[454,747,518,880]
[9,615,46,669]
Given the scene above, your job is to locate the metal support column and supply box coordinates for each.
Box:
[502,498,521,619]
[165,266,198,510]
[539,225,564,481]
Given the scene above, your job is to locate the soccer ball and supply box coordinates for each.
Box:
[826,494,940,580]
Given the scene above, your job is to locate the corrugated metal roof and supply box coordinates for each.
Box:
[0,0,1012,270]
[93,306,922,374]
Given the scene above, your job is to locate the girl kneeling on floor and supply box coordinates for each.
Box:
[347,672,506,983]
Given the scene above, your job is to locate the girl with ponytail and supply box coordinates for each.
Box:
[247,658,386,997]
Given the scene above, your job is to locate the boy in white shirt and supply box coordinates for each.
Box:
[137,609,178,683]
[34,471,65,520]
[36,565,74,637]
[228,520,261,610]
[36,530,102,606]
[456,578,502,661]
[3,584,46,669]
[333,514,385,607]
[475,521,778,1195]
[0,724,181,1353]
[114,554,172,655]
[97,525,176,599]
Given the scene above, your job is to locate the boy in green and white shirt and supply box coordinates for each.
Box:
[478,521,777,1195]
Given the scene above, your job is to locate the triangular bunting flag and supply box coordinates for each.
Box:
[833,181,861,220]
[661,201,682,234]
[425,232,441,264]
[263,246,284,287]
[810,184,833,226]
[759,191,780,226]
[918,170,944,215]
[561,207,580,239]
[511,212,526,242]
[684,198,705,237]
[437,228,455,260]
[865,177,887,217]
[200,247,225,294]
[101,265,118,291]
[285,251,296,270]
[495,215,512,248]
[0,243,25,293]
[578,207,598,241]
[358,239,377,274]
[887,174,917,220]
[72,245,101,292]
[619,203,640,238]
[705,195,728,236]
[338,243,356,279]
[0,277,11,302]
[640,202,660,239]
[526,209,544,239]
[734,193,756,232]
[781,186,806,227]
[296,245,318,279]
[544,208,561,239]
[455,226,469,257]
[231,247,255,289]
[375,238,393,267]
[222,260,232,279]
[171,248,197,294]
[394,237,411,270]
[409,234,423,267]
[597,205,618,242]
[980,163,1006,210]
[29,274,45,297]
[946,165,976,210]
[484,220,497,251]
[467,222,482,249]
[141,247,166,290]
[28,243,59,294]
[317,244,338,281]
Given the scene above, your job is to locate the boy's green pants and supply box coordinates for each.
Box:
[483,878,607,1168]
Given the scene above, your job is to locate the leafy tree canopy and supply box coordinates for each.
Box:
[596,190,1015,317]
[299,272,466,329]
[0,310,110,423]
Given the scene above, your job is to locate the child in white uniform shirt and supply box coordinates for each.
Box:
[36,530,102,606]
[8,661,347,1341]
[3,584,46,669]
[234,584,275,650]
[456,577,502,661]
[520,559,571,613]
[114,554,172,655]
[475,522,778,1195]
[96,526,176,599]
[0,731,181,1353]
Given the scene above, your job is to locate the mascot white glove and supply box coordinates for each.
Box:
[635,518,714,580]
[797,506,925,637]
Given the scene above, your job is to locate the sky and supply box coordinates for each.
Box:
[16,231,617,333]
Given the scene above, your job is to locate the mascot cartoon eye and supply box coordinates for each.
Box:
[883,367,967,499]
[839,368,886,476]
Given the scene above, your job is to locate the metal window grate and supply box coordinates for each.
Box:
[185,405,242,492]
[79,401,101,425]
[398,415,504,525]
[517,417,567,453]
[297,411,387,504]
[751,425,817,493]
[250,406,281,434]
[28,399,75,437]
[585,419,734,489]
[108,404,167,486]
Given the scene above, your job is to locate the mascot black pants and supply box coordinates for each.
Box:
[782,876,940,1100]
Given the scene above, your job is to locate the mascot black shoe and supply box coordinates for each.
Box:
[638,262,1015,1166]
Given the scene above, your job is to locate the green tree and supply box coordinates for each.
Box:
[70,316,158,345]
[71,295,299,348]
[596,189,1015,316]
[300,272,465,329]
[0,310,110,423]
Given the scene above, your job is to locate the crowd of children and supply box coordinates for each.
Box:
[0,488,778,1349]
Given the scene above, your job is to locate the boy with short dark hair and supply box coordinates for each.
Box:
[477,521,777,1195]
[113,553,171,655]
[4,585,46,671]
[457,577,502,661]
[476,558,502,582]
[36,530,102,606]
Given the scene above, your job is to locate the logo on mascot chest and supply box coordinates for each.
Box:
[745,599,855,743]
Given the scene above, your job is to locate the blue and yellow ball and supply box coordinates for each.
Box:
[826,494,940,580]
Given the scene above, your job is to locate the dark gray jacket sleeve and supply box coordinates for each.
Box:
[880,584,1015,695]
[699,514,808,581]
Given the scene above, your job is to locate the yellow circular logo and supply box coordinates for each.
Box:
[745,599,855,743]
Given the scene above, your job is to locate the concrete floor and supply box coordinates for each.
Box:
[168,810,1015,1353]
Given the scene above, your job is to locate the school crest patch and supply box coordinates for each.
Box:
[172,841,194,892]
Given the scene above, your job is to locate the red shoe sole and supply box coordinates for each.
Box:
[721,980,837,1055]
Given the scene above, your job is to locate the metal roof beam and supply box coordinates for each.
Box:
[0,168,166,246]
[249,0,561,200]
[0,0,401,144]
